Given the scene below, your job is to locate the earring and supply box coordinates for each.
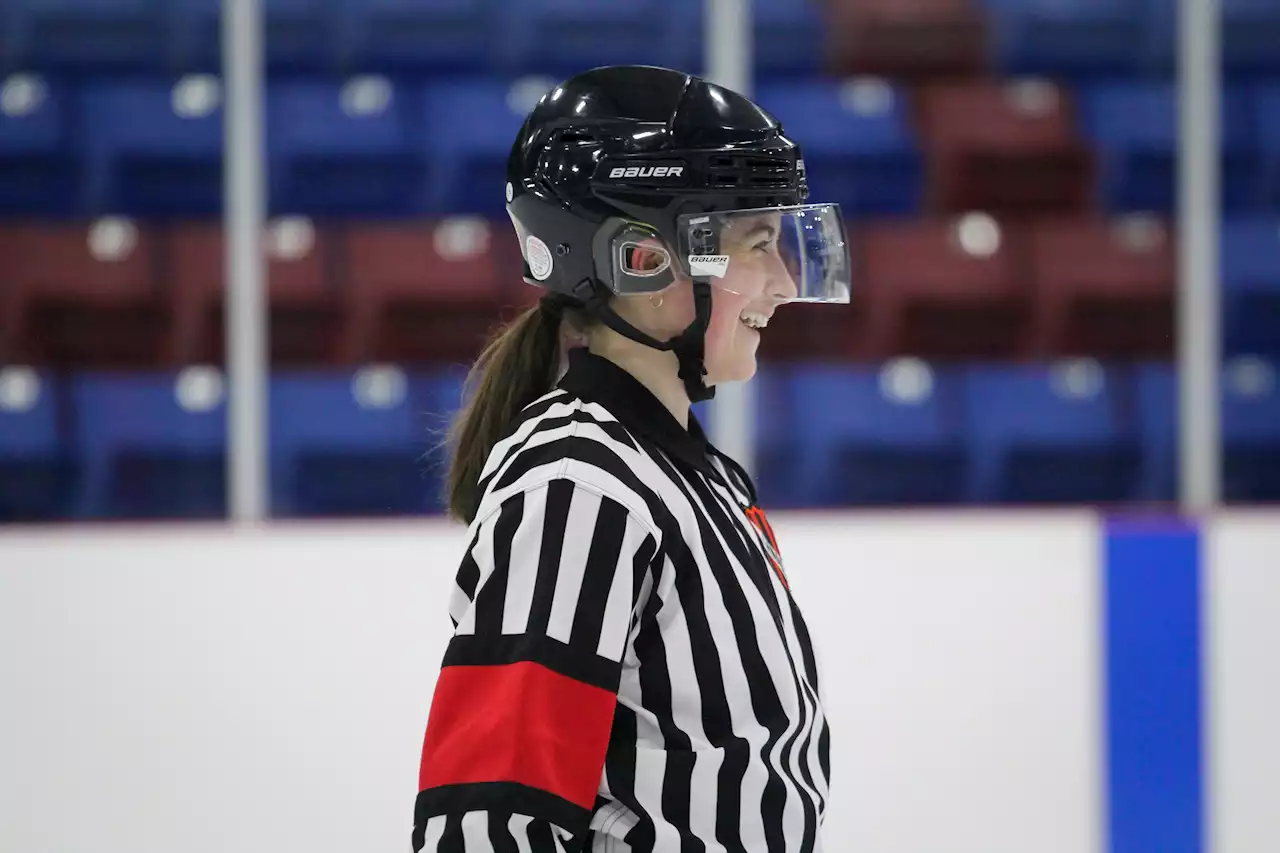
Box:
[650,293,665,309]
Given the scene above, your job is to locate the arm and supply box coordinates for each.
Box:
[412,478,658,852]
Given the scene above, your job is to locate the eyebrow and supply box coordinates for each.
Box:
[741,223,777,243]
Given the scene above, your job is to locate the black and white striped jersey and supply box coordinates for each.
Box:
[412,348,830,853]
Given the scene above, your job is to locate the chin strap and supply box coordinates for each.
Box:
[569,277,716,403]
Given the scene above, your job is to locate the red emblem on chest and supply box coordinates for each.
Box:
[743,505,788,590]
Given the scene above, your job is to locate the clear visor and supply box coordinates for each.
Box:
[680,204,851,303]
[597,203,851,304]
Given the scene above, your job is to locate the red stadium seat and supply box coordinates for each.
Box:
[1026,214,1176,359]
[0,220,165,368]
[165,219,341,366]
[824,0,986,81]
[859,215,1029,359]
[339,218,508,365]
[915,80,1095,216]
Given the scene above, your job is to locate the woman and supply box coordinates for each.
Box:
[413,65,852,853]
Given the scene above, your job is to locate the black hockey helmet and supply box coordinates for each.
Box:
[505,65,851,403]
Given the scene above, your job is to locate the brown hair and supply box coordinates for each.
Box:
[445,299,577,524]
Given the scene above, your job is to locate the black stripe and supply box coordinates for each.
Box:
[488,810,520,853]
[442,633,623,693]
[472,492,523,637]
[456,536,481,602]
[570,496,631,654]
[414,782,589,841]
[526,478,574,638]
[438,812,464,850]
[527,818,564,853]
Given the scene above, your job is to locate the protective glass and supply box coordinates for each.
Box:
[677,204,852,304]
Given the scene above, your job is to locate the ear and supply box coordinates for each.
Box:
[624,239,670,275]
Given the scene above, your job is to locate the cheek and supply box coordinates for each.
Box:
[704,290,752,362]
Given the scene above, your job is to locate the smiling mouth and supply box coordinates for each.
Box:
[740,310,770,330]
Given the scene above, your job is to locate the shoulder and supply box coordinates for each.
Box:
[470,388,661,537]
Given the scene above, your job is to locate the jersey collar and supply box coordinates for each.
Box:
[557,347,715,475]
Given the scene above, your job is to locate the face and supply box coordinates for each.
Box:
[608,213,799,387]
[700,212,798,383]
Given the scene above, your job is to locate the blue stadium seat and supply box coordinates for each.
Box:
[0,369,75,521]
[1133,362,1177,503]
[268,79,423,216]
[333,0,493,73]
[1076,82,1260,214]
[0,75,78,215]
[498,0,696,77]
[1222,357,1280,502]
[70,372,227,519]
[419,78,543,215]
[269,367,465,518]
[787,362,966,506]
[961,362,1140,503]
[980,0,1148,78]
[752,0,824,77]
[4,0,163,72]
[79,77,224,215]
[755,80,922,217]
[1221,217,1280,357]
[164,0,332,73]
[750,365,804,508]
[1257,84,1280,209]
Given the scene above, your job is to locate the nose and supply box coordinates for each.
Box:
[764,251,798,302]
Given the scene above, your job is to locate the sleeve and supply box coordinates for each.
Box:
[412,477,659,853]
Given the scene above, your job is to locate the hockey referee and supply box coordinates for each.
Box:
[412,65,852,853]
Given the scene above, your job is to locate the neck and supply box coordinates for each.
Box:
[588,333,692,429]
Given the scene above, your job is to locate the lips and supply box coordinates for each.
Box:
[740,310,770,330]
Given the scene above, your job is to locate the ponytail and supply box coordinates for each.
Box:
[445,299,567,524]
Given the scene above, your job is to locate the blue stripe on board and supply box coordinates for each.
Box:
[1105,520,1203,853]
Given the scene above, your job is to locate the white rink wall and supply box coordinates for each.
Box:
[0,511,1275,853]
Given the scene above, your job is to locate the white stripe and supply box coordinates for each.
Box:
[420,815,446,851]
[508,814,535,853]
[479,394,574,481]
[501,484,546,636]
[546,487,602,645]
[460,810,495,851]
[596,514,647,661]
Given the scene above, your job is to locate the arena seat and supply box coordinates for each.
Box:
[1221,217,1280,357]
[269,367,465,517]
[1147,0,1280,77]
[824,0,987,81]
[1026,214,1175,359]
[0,74,78,215]
[80,77,224,216]
[0,220,166,368]
[1075,81,1261,214]
[339,219,508,365]
[0,368,75,521]
[979,0,1147,78]
[418,77,547,215]
[497,0,695,78]
[749,0,825,76]
[1257,84,1280,210]
[166,219,343,366]
[858,215,1028,360]
[915,79,1095,216]
[786,361,967,506]
[3,0,163,72]
[268,79,424,216]
[1132,361,1177,503]
[961,361,1140,503]
[332,0,492,73]
[69,371,227,519]
[755,79,923,217]
[1222,357,1280,502]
